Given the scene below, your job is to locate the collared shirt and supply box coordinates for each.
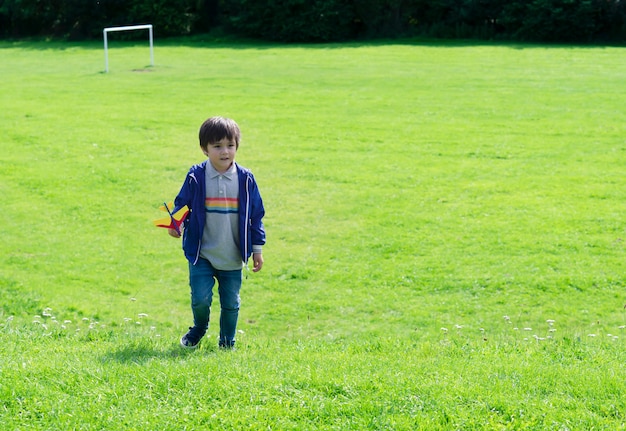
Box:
[200,162,242,270]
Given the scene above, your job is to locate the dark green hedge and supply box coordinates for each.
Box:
[0,0,200,39]
[1,0,625,43]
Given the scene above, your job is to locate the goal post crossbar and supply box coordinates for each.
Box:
[103,24,153,73]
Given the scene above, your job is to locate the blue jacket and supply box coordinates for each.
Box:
[173,161,266,266]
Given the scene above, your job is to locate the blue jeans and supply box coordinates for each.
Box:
[189,258,242,346]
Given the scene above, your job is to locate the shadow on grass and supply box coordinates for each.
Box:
[101,341,213,364]
[1,35,623,52]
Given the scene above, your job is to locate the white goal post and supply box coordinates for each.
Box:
[103,24,154,73]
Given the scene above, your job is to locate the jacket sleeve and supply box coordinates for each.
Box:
[173,169,196,226]
[249,176,266,247]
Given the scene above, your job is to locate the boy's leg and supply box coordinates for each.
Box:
[188,258,216,340]
[216,269,242,348]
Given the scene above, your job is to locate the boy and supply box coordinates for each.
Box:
[168,116,265,350]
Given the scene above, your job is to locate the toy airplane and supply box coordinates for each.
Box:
[153,201,189,235]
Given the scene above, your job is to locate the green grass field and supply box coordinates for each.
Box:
[1,37,626,429]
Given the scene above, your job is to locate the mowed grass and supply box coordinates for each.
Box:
[1,38,626,429]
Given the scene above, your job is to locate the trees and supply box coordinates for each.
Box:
[1,0,625,43]
[0,0,197,39]
[220,0,356,42]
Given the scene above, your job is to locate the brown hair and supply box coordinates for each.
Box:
[198,116,241,150]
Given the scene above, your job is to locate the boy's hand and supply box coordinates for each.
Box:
[168,228,181,238]
[252,253,264,272]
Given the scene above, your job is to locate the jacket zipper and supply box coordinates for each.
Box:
[244,175,251,266]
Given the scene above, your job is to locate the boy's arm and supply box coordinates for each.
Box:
[249,179,266,247]
[250,199,265,271]
[168,170,194,238]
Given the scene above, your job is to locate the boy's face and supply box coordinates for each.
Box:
[203,137,237,173]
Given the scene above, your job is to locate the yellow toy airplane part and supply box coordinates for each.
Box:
[159,201,174,212]
[153,202,189,235]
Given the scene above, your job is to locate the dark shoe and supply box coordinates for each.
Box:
[219,340,236,350]
[180,327,203,349]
